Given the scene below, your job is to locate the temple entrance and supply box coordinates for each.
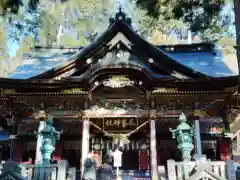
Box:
[87,118,183,175]
[89,118,150,172]
[85,83,151,172]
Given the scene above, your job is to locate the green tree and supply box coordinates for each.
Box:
[0,0,116,78]
[134,0,237,57]
[135,0,227,33]
[31,0,115,46]
[122,0,185,44]
[0,23,9,77]
[0,0,41,16]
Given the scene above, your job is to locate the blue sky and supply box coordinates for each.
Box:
[8,40,19,57]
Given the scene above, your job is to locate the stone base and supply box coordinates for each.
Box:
[194,154,208,166]
[0,160,26,179]
[194,154,207,161]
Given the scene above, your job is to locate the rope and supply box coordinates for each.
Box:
[87,119,149,138]
[126,120,149,137]
[88,120,109,135]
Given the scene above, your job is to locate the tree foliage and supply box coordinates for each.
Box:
[135,0,227,33]
[0,23,7,60]
[0,0,41,15]
[135,0,236,56]
[0,0,23,15]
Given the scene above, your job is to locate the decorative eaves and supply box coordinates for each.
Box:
[109,6,132,27]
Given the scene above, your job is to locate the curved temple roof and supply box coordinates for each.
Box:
[8,51,77,79]
[167,49,235,77]
[8,44,235,79]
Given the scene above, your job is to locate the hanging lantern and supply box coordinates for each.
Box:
[140,137,150,151]
[34,110,47,120]
[111,133,130,148]
[6,115,14,126]
[104,133,130,150]
[140,143,148,151]
[92,138,102,151]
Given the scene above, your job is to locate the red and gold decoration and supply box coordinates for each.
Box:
[208,124,225,134]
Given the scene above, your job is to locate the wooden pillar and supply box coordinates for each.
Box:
[81,99,90,175]
[221,104,230,132]
[9,113,18,161]
[81,119,90,175]
[13,142,25,162]
[9,135,14,160]
[150,109,158,180]
[194,119,202,160]
[35,120,45,164]
[216,138,221,160]
[220,102,232,159]
[193,102,205,161]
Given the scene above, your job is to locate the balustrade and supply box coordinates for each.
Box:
[0,159,238,180]
[0,160,73,180]
[231,130,240,161]
[166,159,236,180]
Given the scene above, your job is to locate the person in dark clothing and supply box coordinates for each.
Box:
[98,153,113,180]
[82,154,97,180]
[205,149,216,160]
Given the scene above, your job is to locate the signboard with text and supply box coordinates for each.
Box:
[103,117,138,132]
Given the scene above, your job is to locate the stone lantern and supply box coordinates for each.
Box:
[170,113,194,161]
[39,118,60,164]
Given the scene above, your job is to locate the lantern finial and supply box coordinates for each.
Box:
[179,112,187,122]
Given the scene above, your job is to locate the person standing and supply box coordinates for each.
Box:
[98,153,113,180]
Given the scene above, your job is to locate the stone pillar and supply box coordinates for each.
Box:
[81,118,90,175]
[150,117,158,180]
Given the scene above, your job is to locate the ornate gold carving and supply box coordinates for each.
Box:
[150,110,157,119]
[2,89,16,94]
[171,71,189,79]
[152,88,178,93]
[102,76,134,88]
[33,110,47,120]
[61,88,85,94]
[54,68,76,80]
